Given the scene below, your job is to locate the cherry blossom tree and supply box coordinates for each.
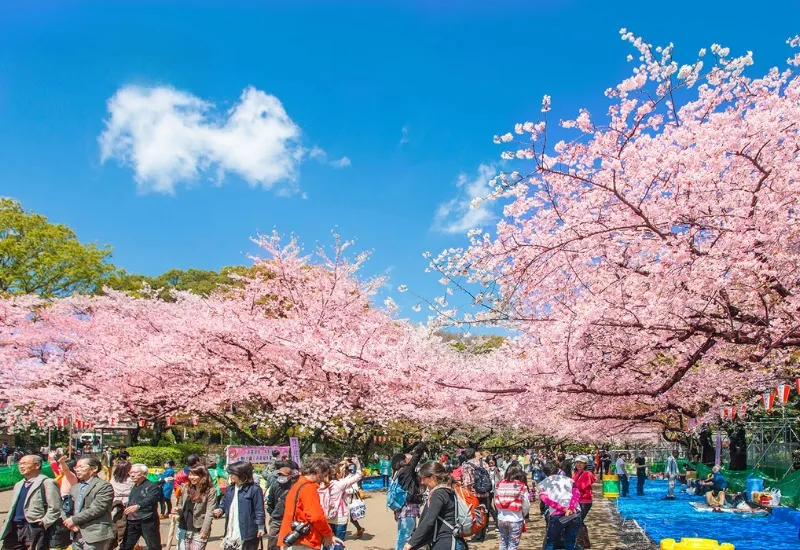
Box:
[429,31,800,437]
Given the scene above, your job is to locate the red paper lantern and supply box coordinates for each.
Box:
[191,416,199,426]
[763,392,775,410]
[165,416,174,427]
[138,419,146,428]
[739,404,747,419]
[776,384,791,405]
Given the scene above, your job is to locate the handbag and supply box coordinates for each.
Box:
[349,497,366,521]
[349,485,366,520]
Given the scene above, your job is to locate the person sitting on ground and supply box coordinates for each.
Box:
[697,465,728,510]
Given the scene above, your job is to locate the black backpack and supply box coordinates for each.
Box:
[471,463,493,494]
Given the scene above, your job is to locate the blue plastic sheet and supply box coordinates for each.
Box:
[616,479,800,549]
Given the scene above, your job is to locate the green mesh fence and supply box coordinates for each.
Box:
[772,469,800,508]
[0,463,56,489]
[648,458,691,474]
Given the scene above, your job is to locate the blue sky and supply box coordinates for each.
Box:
[1,0,797,321]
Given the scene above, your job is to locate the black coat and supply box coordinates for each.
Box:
[396,442,426,505]
[406,487,458,550]
[215,483,266,542]
[265,479,291,521]
[127,480,160,523]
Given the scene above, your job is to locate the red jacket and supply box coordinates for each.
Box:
[572,470,596,504]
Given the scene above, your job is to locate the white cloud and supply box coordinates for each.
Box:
[399,125,410,145]
[99,85,317,194]
[308,145,350,168]
[432,163,497,234]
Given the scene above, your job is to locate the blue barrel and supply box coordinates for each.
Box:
[746,476,764,500]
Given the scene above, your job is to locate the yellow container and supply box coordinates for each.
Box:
[661,538,734,550]
[685,471,697,481]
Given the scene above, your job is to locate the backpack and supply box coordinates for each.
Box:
[434,485,488,538]
[470,463,493,494]
[387,474,408,511]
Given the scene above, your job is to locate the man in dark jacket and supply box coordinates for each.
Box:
[391,442,426,550]
[120,464,161,550]
[265,461,297,550]
[64,457,115,550]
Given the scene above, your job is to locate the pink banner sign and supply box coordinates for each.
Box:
[226,445,290,466]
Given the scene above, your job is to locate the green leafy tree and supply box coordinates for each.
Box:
[0,198,113,296]
[107,266,250,301]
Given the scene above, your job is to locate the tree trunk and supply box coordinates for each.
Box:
[208,414,263,445]
[699,429,716,466]
[726,424,747,470]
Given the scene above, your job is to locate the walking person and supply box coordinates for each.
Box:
[173,465,215,550]
[635,451,647,496]
[615,453,629,497]
[486,456,502,532]
[213,461,265,550]
[120,464,161,550]
[493,463,529,550]
[109,461,133,550]
[461,448,492,543]
[539,462,581,550]
[63,457,115,550]
[0,455,62,550]
[572,455,596,549]
[663,451,679,500]
[402,462,465,550]
[265,462,297,550]
[379,455,392,489]
[391,442,426,550]
[278,457,341,550]
[158,460,176,519]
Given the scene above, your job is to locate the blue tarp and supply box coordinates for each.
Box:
[616,479,800,550]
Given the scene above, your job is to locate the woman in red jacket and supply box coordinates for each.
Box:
[571,455,596,548]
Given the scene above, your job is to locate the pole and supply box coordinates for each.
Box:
[47,427,51,451]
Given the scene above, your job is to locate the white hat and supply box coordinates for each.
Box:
[575,455,589,463]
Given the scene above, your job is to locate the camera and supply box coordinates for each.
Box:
[283,521,311,546]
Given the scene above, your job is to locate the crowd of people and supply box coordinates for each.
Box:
[1,442,687,550]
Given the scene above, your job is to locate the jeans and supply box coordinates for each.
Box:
[544,515,581,550]
[329,523,347,541]
[396,517,416,550]
[667,475,676,497]
[580,502,592,521]
[619,474,629,497]
[637,474,646,496]
[497,519,523,550]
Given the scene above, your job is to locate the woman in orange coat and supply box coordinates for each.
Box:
[279,458,342,550]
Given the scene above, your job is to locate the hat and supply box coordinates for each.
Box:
[451,466,463,481]
[575,455,589,464]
